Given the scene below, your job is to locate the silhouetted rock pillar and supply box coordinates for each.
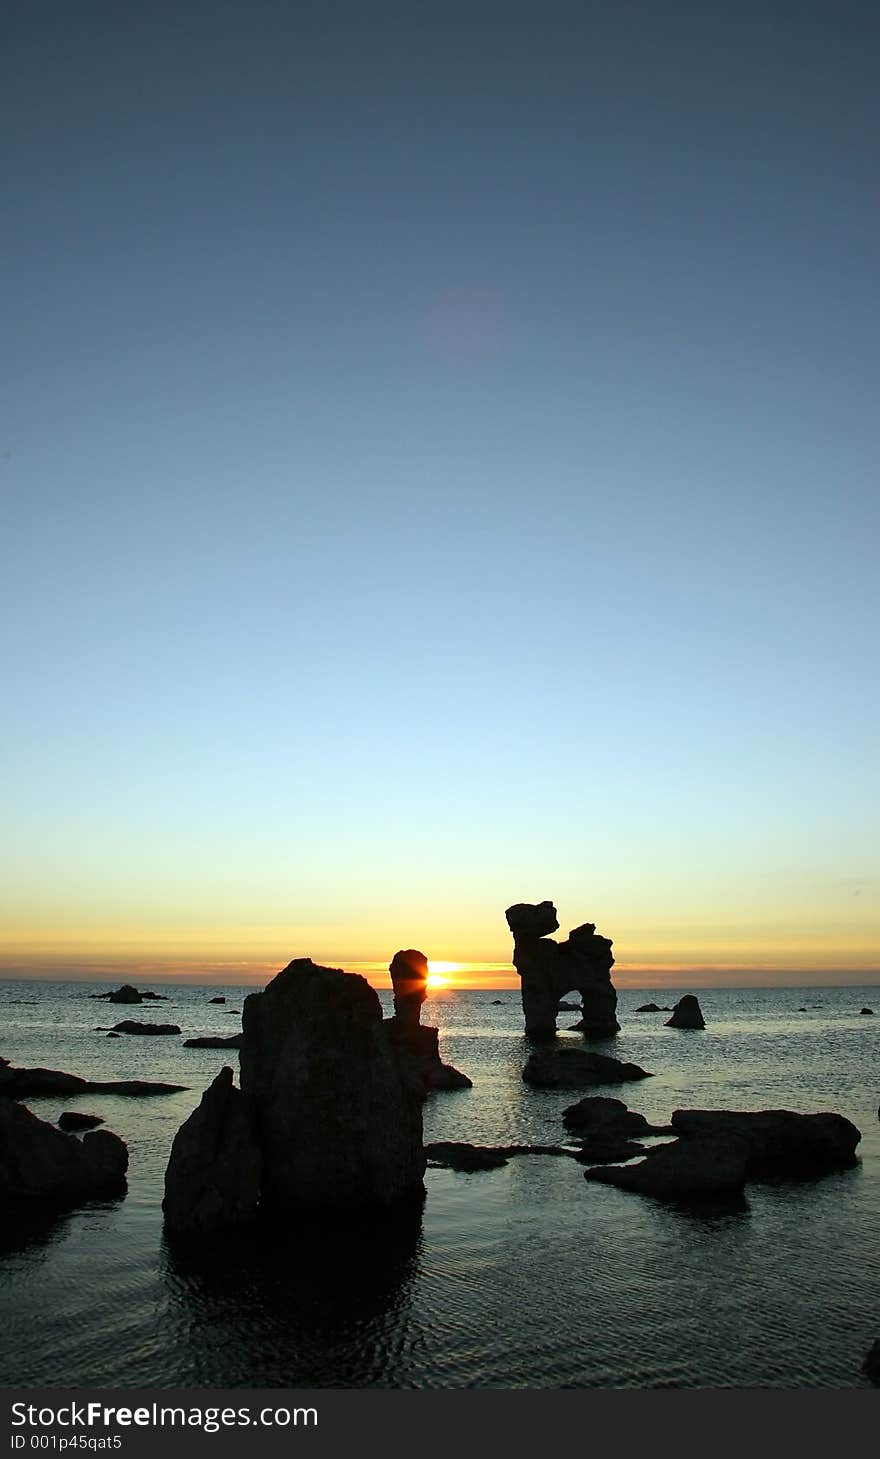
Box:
[385,949,472,1092]
[505,901,619,1040]
[389,948,428,1026]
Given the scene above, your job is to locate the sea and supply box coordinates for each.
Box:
[1,978,878,1389]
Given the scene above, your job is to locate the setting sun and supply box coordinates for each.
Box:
[426,960,460,989]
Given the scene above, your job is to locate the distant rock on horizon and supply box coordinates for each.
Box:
[665,995,705,1029]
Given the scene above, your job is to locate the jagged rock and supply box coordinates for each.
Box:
[0,1064,186,1098]
[209,997,226,1004]
[110,1021,181,1036]
[635,1002,662,1013]
[505,901,619,1039]
[240,957,425,1212]
[163,1067,261,1233]
[860,1007,874,1015]
[665,995,705,1029]
[522,1048,652,1088]
[182,1034,244,1049]
[0,1100,127,1201]
[384,950,471,1092]
[561,1095,656,1138]
[58,1112,104,1131]
[863,1339,880,1384]
[670,1109,861,1173]
[584,1136,748,1199]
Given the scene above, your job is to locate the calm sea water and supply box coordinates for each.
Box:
[1,978,878,1389]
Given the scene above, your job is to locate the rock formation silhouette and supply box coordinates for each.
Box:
[384,949,472,1092]
[665,995,705,1029]
[505,901,619,1039]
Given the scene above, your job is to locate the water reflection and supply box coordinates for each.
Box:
[161,1198,424,1386]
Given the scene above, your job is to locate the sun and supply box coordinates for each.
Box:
[426,960,460,990]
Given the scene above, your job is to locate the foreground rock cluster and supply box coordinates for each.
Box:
[163,957,436,1231]
[0,1099,128,1202]
[505,900,619,1039]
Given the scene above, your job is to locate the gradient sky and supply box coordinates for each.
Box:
[3,2,878,986]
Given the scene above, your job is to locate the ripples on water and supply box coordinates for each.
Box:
[1,980,878,1387]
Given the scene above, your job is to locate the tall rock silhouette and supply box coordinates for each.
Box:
[239,958,426,1212]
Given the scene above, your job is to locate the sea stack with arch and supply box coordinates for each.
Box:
[505,901,620,1040]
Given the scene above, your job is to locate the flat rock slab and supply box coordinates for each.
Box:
[584,1135,749,1200]
[670,1108,861,1172]
[425,1140,591,1172]
[1,1065,188,1098]
[110,1021,181,1036]
[523,1048,652,1088]
[182,1034,244,1049]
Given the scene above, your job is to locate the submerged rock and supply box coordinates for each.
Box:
[634,1002,662,1013]
[860,1007,874,1015]
[209,997,226,1004]
[670,1109,861,1173]
[0,1100,127,1201]
[523,1048,652,1088]
[240,957,426,1212]
[110,1021,181,1036]
[58,1112,104,1132]
[584,1136,748,1199]
[425,1140,598,1171]
[163,1067,261,1233]
[182,1034,244,1049]
[505,901,619,1040]
[665,995,705,1029]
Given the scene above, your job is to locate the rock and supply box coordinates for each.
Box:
[863,1339,880,1385]
[384,950,472,1092]
[240,957,425,1212]
[577,1139,647,1164]
[0,1064,187,1098]
[209,997,226,1004]
[426,1142,511,1171]
[90,984,142,1003]
[561,1095,656,1138]
[634,1002,662,1013]
[665,995,705,1029]
[860,1007,874,1015]
[522,1048,652,1088]
[670,1109,861,1173]
[491,999,503,1005]
[389,948,428,1027]
[425,1140,600,1171]
[182,1034,244,1049]
[110,1021,181,1036]
[163,1067,262,1233]
[106,1032,121,1038]
[505,900,619,1039]
[58,1112,104,1132]
[0,1100,128,1201]
[557,1000,581,1011]
[584,1135,748,1199]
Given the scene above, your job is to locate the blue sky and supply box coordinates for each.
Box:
[3,2,878,980]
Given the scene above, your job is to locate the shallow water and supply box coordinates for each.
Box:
[1,979,878,1388]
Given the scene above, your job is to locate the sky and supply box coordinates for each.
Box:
[2,1,878,988]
